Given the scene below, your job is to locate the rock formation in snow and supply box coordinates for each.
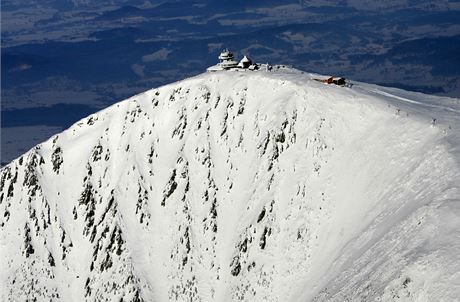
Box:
[1,67,460,301]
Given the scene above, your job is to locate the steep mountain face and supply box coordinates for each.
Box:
[1,68,459,301]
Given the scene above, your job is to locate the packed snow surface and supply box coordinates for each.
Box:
[1,67,460,301]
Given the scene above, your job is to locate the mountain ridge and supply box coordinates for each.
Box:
[1,67,460,301]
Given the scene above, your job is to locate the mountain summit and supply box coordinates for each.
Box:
[1,67,460,301]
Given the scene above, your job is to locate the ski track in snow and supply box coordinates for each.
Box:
[362,87,460,115]
[0,67,459,302]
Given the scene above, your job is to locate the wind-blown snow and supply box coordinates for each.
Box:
[1,67,459,301]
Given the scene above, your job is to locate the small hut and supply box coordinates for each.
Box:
[237,55,252,69]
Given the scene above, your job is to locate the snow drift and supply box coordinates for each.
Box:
[1,68,460,301]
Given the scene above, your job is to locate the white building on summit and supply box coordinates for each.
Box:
[218,50,238,69]
[207,50,256,72]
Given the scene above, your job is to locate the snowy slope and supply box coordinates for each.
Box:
[1,67,459,302]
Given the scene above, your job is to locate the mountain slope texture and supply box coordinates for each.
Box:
[1,68,460,302]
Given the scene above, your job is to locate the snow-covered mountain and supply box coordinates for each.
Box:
[1,67,460,301]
